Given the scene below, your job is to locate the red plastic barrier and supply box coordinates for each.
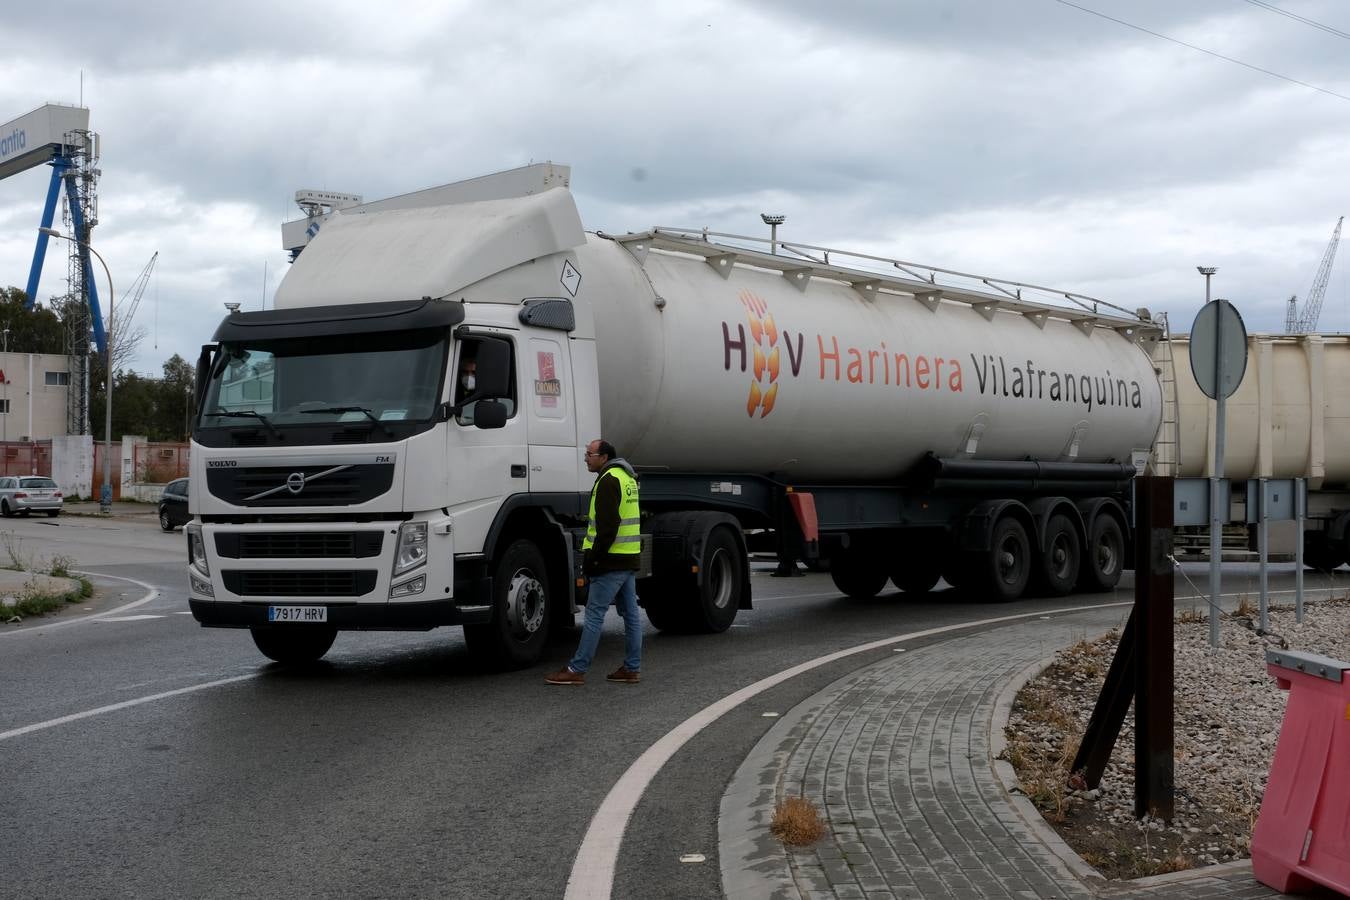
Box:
[1251,649,1350,896]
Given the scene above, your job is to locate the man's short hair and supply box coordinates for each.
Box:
[595,439,618,460]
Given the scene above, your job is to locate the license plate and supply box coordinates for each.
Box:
[268,605,328,623]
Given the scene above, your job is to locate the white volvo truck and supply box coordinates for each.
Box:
[187,165,1164,667]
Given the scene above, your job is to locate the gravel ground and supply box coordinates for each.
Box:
[1004,595,1350,880]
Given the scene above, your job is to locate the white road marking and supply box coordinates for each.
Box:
[564,599,1136,900]
[568,579,1348,898]
[0,573,159,637]
[0,673,259,742]
[96,614,164,623]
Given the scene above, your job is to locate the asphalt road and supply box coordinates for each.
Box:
[0,517,1338,899]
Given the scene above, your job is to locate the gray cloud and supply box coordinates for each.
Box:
[1,0,1348,378]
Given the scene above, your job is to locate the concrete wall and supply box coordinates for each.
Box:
[51,434,92,498]
[0,352,74,441]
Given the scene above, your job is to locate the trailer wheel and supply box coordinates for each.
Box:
[1303,532,1344,572]
[831,552,889,599]
[889,559,942,594]
[1078,513,1125,592]
[250,626,337,665]
[969,516,1031,601]
[1034,514,1081,596]
[464,539,551,668]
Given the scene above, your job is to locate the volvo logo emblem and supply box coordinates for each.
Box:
[286,472,306,494]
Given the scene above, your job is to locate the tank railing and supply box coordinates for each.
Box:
[633,226,1150,326]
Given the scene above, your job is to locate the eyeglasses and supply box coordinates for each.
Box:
[584,450,602,458]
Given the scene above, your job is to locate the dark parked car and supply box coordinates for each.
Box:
[159,478,190,531]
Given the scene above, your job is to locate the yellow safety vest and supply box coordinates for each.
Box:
[583,467,641,554]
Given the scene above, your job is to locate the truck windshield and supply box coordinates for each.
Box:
[198,328,448,429]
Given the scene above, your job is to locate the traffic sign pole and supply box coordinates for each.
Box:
[1210,297,1225,650]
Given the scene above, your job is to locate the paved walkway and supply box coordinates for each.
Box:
[720,607,1284,899]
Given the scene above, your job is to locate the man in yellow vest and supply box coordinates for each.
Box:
[546,439,643,685]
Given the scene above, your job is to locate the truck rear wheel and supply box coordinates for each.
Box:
[464,539,551,668]
[641,526,743,634]
[1078,512,1125,591]
[691,526,742,633]
[969,516,1030,601]
[1033,514,1081,596]
[250,626,337,665]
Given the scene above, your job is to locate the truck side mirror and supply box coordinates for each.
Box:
[473,400,508,429]
[474,338,512,398]
[194,344,218,412]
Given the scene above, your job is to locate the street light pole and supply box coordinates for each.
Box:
[39,227,114,513]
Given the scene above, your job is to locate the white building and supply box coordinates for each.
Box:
[0,351,73,441]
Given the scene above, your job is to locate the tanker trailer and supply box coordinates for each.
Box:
[186,164,1164,668]
[1172,332,1350,569]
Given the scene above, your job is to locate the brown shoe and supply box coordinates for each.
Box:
[545,667,585,685]
[606,666,640,684]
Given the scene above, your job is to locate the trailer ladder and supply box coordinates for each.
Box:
[1149,312,1182,476]
[608,227,1163,340]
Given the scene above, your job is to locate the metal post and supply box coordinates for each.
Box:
[1258,479,1269,632]
[39,228,113,512]
[1296,479,1305,624]
[1135,475,1175,822]
[761,213,785,255]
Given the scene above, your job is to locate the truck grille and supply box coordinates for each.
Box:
[216,532,384,559]
[207,464,395,507]
[222,570,377,597]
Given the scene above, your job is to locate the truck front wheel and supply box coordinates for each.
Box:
[250,626,337,664]
[464,539,551,668]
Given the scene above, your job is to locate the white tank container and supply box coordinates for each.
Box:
[1173,333,1350,489]
[581,238,1164,481]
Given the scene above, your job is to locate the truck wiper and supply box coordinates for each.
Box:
[299,406,395,437]
[207,409,282,438]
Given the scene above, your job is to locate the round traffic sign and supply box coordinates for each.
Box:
[1189,299,1247,400]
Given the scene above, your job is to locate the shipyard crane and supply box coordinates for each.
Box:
[114,251,157,339]
[1285,217,1343,333]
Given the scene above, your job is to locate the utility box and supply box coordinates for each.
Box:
[1251,649,1350,896]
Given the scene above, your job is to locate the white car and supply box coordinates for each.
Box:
[0,476,64,517]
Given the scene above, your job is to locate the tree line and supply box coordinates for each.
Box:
[3,286,194,441]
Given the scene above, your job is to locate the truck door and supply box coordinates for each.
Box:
[450,336,527,506]
[524,335,580,494]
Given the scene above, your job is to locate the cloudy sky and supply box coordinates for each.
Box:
[1,0,1347,376]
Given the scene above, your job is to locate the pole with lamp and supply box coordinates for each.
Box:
[38,227,114,514]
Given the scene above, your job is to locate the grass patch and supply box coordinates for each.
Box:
[770,795,827,846]
[1,576,93,621]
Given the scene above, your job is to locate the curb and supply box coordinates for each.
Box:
[989,631,1266,895]
[718,688,827,898]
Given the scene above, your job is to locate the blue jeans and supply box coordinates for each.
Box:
[568,569,641,674]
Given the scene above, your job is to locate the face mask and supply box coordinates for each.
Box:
[460,374,475,391]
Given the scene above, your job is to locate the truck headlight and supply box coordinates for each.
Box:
[390,575,426,598]
[190,572,214,597]
[187,524,209,575]
[393,521,428,576]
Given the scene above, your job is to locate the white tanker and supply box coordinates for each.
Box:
[187,164,1165,668]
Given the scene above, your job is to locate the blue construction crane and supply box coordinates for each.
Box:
[0,104,107,355]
